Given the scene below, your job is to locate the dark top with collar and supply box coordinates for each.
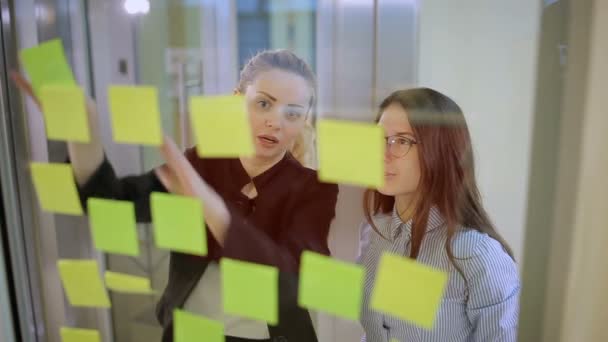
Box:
[76,148,339,342]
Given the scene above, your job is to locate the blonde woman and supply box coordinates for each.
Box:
[14,50,338,342]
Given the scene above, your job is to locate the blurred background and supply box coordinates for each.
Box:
[0,0,606,341]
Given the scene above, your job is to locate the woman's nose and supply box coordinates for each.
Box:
[384,144,393,162]
[263,109,281,129]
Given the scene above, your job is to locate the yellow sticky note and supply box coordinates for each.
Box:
[105,271,155,294]
[19,39,76,96]
[298,251,365,321]
[190,95,254,157]
[58,260,111,308]
[30,163,83,215]
[317,119,385,188]
[174,310,225,342]
[88,198,139,256]
[221,258,278,325]
[371,253,448,329]
[39,85,90,142]
[150,192,207,256]
[108,85,162,145]
[60,327,100,342]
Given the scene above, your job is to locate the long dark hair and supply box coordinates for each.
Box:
[363,88,514,278]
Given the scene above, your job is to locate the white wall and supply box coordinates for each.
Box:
[417,0,542,261]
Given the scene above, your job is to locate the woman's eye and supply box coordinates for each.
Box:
[257,100,270,109]
[389,137,414,146]
[285,112,303,121]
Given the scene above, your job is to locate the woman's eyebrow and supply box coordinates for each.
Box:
[258,91,306,109]
[286,103,306,109]
[392,131,416,137]
[256,91,277,102]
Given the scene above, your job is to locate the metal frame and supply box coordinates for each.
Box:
[0,0,50,340]
[0,1,19,339]
[0,0,118,340]
[201,0,239,95]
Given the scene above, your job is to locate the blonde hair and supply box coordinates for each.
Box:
[238,49,317,167]
[291,121,316,168]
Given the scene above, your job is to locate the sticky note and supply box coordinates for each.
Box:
[298,251,365,321]
[88,198,139,256]
[105,271,155,294]
[58,259,111,308]
[30,163,83,215]
[221,258,278,325]
[19,39,76,96]
[39,85,90,142]
[371,253,448,329]
[174,310,224,342]
[190,95,254,157]
[60,327,100,342]
[150,192,207,256]
[108,85,162,145]
[317,119,384,188]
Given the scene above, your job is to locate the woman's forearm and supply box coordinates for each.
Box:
[68,98,104,185]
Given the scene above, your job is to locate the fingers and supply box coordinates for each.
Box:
[155,165,180,194]
[10,71,41,108]
[158,135,203,195]
[159,135,198,187]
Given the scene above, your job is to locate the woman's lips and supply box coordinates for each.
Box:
[257,135,279,148]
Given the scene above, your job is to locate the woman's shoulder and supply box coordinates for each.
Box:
[359,213,392,237]
[452,228,520,289]
[450,228,509,259]
[357,213,392,260]
[284,154,317,178]
[451,229,520,309]
[284,155,339,193]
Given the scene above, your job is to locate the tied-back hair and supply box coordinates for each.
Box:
[238,50,316,167]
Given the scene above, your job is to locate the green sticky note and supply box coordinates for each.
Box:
[105,271,155,294]
[190,95,254,157]
[30,163,83,215]
[108,85,162,145]
[60,327,100,342]
[88,198,139,256]
[298,251,365,321]
[20,39,76,96]
[317,119,385,188]
[221,258,278,325]
[58,259,111,308]
[371,253,448,329]
[150,192,207,256]
[174,310,224,342]
[39,85,90,142]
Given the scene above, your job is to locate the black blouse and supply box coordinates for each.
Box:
[76,148,339,342]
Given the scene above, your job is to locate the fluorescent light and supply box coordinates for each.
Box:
[124,0,150,15]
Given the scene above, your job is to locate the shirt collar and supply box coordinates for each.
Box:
[229,152,294,191]
[386,206,445,240]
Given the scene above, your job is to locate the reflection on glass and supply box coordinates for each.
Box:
[237,0,317,71]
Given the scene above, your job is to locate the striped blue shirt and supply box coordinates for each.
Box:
[358,207,520,342]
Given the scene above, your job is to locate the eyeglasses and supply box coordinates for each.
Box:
[385,135,418,158]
